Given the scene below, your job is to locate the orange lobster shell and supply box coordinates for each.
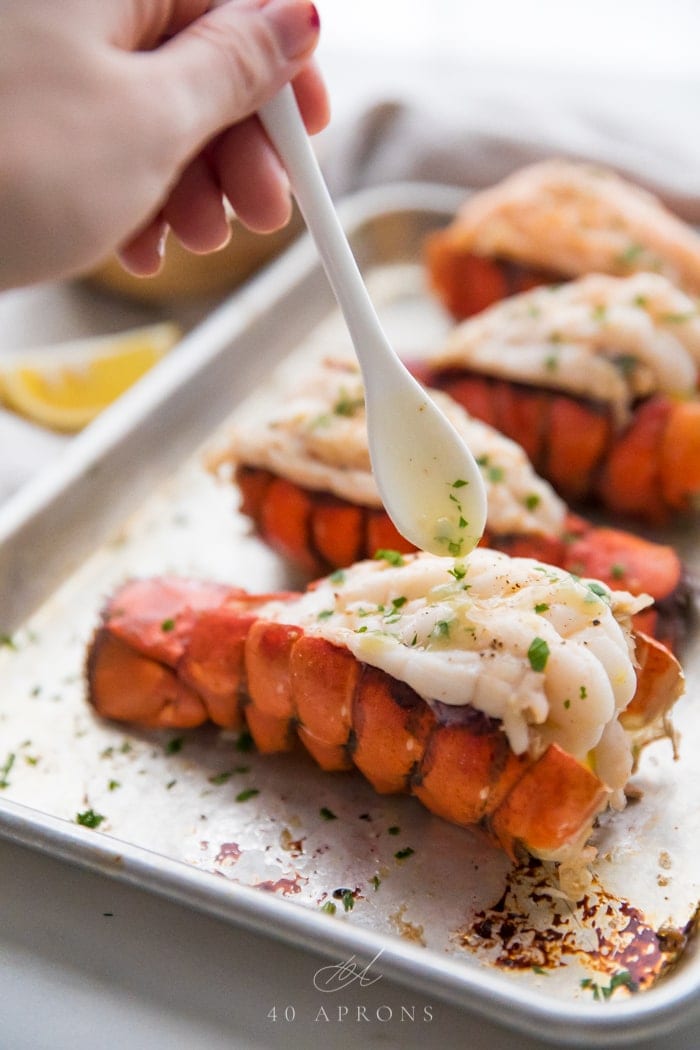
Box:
[234,463,691,653]
[86,571,683,865]
[410,366,700,525]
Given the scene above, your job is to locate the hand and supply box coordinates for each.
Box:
[0,0,328,289]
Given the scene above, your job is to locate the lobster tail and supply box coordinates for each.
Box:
[86,554,684,867]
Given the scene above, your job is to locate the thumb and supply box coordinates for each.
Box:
[151,0,321,149]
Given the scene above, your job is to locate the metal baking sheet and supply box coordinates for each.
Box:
[0,183,699,1047]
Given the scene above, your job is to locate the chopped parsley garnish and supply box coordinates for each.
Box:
[387,825,400,836]
[0,752,16,788]
[317,609,334,620]
[534,602,549,614]
[394,846,415,861]
[235,730,254,753]
[340,890,355,911]
[76,808,105,829]
[586,581,610,602]
[0,634,16,650]
[527,637,550,672]
[235,788,260,803]
[319,806,337,821]
[580,686,588,699]
[616,242,644,267]
[452,479,468,489]
[563,699,571,710]
[661,311,697,324]
[612,353,638,377]
[434,620,452,638]
[161,618,175,632]
[107,779,121,791]
[448,563,467,581]
[580,970,638,1000]
[209,770,233,785]
[165,736,185,755]
[374,549,405,566]
[320,900,337,915]
[487,466,505,483]
[610,563,626,580]
[370,875,382,891]
[524,493,541,511]
[329,569,346,585]
[333,389,364,417]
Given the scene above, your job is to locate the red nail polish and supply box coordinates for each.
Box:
[265,0,321,59]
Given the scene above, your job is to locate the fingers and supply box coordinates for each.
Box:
[117,1,331,267]
[211,64,329,233]
[161,154,230,252]
[117,215,168,276]
[213,117,292,233]
[153,0,323,153]
[290,61,330,135]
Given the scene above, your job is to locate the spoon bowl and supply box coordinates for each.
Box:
[259,86,487,557]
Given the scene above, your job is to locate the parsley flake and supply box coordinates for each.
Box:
[235,730,254,753]
[76,808,105,829]
[374,549,405,566]
[0,752,15,788]
[209,770,233,785]
[527,637,550,672]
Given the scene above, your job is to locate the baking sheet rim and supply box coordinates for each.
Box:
[1,793,698,1048]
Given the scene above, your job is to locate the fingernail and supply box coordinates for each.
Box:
[263,0,321,60]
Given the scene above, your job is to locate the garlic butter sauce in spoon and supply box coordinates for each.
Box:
[259,87,487,557]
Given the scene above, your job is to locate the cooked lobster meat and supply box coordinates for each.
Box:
[425,159,700,320]
[414,272,700,523]
[212,357,692,650]
[86,549,684,871]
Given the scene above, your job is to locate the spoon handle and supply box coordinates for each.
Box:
[259,85,395,374]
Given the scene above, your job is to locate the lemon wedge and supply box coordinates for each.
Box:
[0,321,181,431]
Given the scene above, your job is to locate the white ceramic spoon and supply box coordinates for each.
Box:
[259,86,487,558]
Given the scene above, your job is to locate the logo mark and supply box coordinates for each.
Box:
[313,950,384,993]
